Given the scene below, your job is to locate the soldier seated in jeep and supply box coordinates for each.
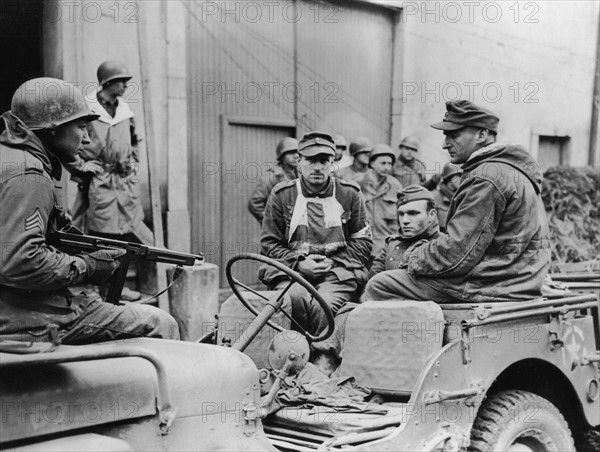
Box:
[0,78,179,344]
[365,100,551,303]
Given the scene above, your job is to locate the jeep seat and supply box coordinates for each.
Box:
[338,301,444,395]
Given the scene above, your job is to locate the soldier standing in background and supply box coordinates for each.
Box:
[248,137,298,225]
[335,136,372,181]
[431,163,462,232]
[358,144,403,259]
[66,61,148,301]
[332,134,352,171]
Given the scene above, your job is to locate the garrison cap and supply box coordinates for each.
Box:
[431,100,499,133]
[397,184,435,207]
[349,136,373,157]
[369,144,396,165]
[298,131,336,157]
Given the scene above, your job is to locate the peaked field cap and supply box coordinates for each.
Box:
[349,136,373,156]
[431,100,499,133]
[397,184,435,207]
[298,131,336,157]
[399,135,419,151]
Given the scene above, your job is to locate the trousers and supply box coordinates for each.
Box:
[364,268,458,303]
[270,271,357,358]
[0,291,180,344]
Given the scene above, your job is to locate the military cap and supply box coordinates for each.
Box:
[397,184,435,207]
[369,144,396,165]
[440,163,462,182]
[276,137,298,161]
[431,100,499,133]
[332,134,347,150]
[298,131,335,157]
[349,137,373,157]
[399,136,419,152]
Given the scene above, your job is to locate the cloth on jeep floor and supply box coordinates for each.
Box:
[273,362,386,415]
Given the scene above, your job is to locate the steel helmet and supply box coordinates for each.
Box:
[11,77,99,130]
[399,135,419,152]
[441,163,462,182]
[349,137,373,157]
[332,134,347,150]
[276,137,298,161]
[97,61,133,86]
[369,144,396,165]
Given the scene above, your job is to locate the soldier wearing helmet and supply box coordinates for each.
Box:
[431,163,462,231]
[0,78,179,343]
[357,144,403,258]
[332,134,352,171]
[392,135,428,187]
[334,136,373,181]
[248,137,298,225]
[65,61,145,301]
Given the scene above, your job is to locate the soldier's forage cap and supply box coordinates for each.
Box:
[298,131,336,157]
[276,137,298,160]
[441,163,462,182]
[369,144,396,165]
[397,185,435,207]
[431,100,499,133]
[349,136,373,157]
[332,134,347,150]
[399,136,419,152]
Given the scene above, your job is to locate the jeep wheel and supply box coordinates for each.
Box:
[468,390,575,452]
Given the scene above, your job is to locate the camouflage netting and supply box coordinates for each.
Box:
[542,166,600,269]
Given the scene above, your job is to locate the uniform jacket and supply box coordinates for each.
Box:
[405,142,551,302]
[248,165,297,224]
[0,113,87,311]
[67,90,143,234]
[369,221,440,278]
[261,177,372,284]
[334,164,368,182]
[392,157,426,187]
[358,170,403,256]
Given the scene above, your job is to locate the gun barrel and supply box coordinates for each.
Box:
[55,232,204,265]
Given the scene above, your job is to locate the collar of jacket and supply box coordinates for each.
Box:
[299,176,334,198]
[0,112,62,180]
[463,140,543,192]
[363,170,392,192]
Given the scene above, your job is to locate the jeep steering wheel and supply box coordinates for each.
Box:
[225,254,335,342]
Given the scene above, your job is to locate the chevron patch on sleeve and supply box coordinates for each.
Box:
[25,208,44,232]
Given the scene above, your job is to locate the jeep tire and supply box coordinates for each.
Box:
[468,390,575,452]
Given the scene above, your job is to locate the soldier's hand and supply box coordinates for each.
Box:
[81,249,127,285]
[297,257,332,279]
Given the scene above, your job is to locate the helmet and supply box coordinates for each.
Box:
[349,136,373,157]
[332,134,347,150]
[441,163,462,182]
[399,135,419,152]
[97,61,133,86]
[11,77,99,130]
[369,144,396,165]
[276,137,298,161]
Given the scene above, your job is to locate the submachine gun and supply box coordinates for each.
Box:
[53,228,204,305]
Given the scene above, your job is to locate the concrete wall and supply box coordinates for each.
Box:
[42,0,190,251]
[389,0,600,172]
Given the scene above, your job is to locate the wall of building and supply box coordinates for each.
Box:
[390,0,600,172]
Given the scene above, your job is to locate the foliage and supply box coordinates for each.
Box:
[542,166,600,270]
